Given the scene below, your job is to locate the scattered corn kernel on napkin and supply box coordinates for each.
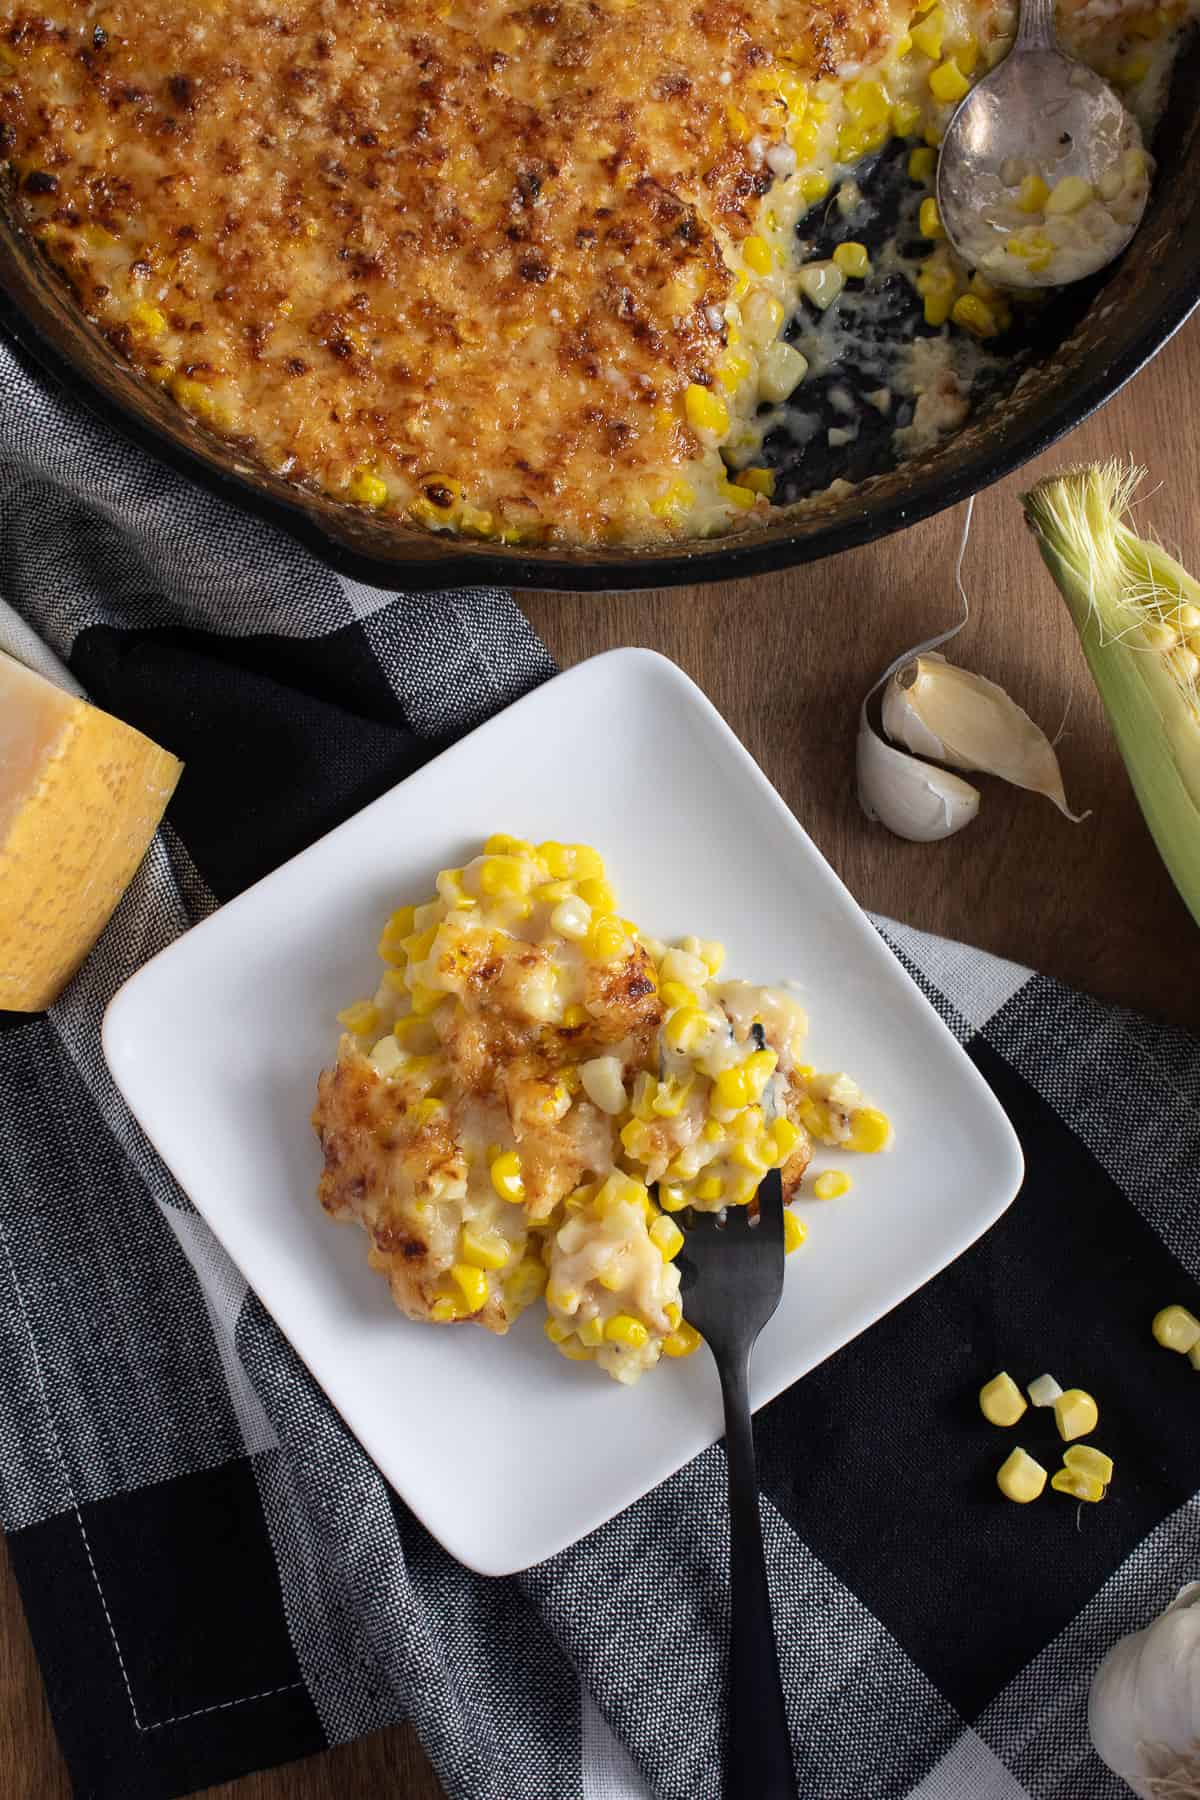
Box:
[2,339,1199,1800]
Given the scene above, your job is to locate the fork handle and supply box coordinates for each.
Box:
[718,1346,799,1800]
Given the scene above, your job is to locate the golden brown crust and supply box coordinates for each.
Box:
[0,0,898,544]
[313,1047,520,1330]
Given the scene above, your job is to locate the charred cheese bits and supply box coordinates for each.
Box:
[313,835,891,1383]
[0,652,181,1011]
[3,0,1193,547]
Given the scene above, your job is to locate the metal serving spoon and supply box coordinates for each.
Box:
[936,0,1149,289]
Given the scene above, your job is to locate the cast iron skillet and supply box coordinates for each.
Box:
[0,47,1196,594]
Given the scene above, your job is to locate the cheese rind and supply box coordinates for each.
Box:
[0,652,182,1011]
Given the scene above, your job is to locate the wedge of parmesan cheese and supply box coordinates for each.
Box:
[0,650,182,1011]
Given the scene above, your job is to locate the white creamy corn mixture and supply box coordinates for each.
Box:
[312,836,892,1384]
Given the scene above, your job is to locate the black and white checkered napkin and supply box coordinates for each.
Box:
[3,335,1199,1800]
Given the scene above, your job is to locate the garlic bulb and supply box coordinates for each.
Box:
[1089,1582,1200,1798]
[856,714,980,841]
[882,654,1085,821]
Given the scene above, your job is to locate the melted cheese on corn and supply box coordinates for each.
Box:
[3,0,1193,545]
[313,835,891,1383]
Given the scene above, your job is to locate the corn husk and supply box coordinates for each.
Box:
[1022,461,1200,928]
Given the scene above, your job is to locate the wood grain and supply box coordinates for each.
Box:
[4,313,1198,1800]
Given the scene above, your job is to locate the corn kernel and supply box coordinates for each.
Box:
[911,11,945,59]
[664,1006,712,1053]
[460,1225,511,1271]
[503,1257,547,1309]
[479,854,532,898]
[490,1150,525,1204]
[996,1446,1047,1503]
[797,262,846,311]
[1051,1468,1105,1503]
[1064,1445,1114,1485]
[546,1278,581,1313]
[846,1107,891,1153]
[584,914,627,963]
[539,841,604,880]
[1016,172,1050,212]
[348,467,389,508]
[799,171,830,205]
[845,78,890,128]
[731,1137,770,1176]
[745,1049,778,1099]
[953,34,979,73]
[694,1175,724,1202]
[409,982,444,1016]
[1152,1304,1200,1352]
[734,466,776,498]
[649,1215,685,1261]
[894,34,914,59]
[1027,1373,1063,1407]
[130,300,167,338]
[742,234,773,275]
[1006,233,1054,272]
[605,1313,649,1349]
[664,1321,703,1358]
[577,1316,606,1348]
[576,876,616,915]
[544,1317,572,1344]
[1046,175,1094,215]
[336,999,380,1036]
[762,1120,797,1167]
[758,339,809,403]
[684,383,729,437]
[450,1263,488,1312]
[951,293,999,338]
[658,1182,688,1213]
[908,146,936,183]
[556,1337,596,1362]
[431,1295,467,1323]
[783,1209,806,1254]
[812,1169,850,1199]
[714,1065,751,1110]
[1054,1388,1099,1442]
[408,1097,445,1127]
[979,1371,1027,1427]
[833,241,871,279]
[651,1075,693,1118]
[919,196,943,239]
[664,1301,682,1330]
[562,1003,589,1030]
[403,922,441,967]
[378,904,417,962]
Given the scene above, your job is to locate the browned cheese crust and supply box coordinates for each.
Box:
[0,0,897,544]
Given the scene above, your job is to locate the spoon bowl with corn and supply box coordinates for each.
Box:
[936,0,1150,290]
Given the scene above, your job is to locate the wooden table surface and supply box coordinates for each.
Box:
[5,314,1200,1800]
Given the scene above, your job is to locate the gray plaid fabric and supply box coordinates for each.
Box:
[2,334,1198,1800]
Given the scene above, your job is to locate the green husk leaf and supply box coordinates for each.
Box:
[1021,460,1200,928]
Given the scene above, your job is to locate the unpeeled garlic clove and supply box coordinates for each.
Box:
[856,713,981,842]
[882,654,1085,821]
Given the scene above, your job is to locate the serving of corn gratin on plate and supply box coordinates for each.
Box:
[313,835,891,1384]
[1,0,1195,547]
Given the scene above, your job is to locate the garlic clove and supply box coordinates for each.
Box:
[882,654,1085,821]
[856,714,981,842]
[1089,1582,1200,1800]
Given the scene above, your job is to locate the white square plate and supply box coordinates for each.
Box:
[104,648,1023,1576]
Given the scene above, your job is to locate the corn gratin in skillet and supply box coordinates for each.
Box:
[0,0,1194,547]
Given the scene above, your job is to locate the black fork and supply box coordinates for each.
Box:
[674,1168,799,1800]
